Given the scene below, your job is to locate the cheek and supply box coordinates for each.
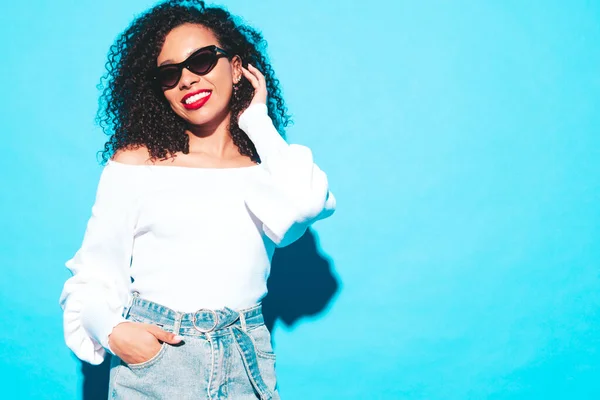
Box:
[163,90,197,120]
[160,78,235,122]
[221,83,234,102]
[163,91,180,111]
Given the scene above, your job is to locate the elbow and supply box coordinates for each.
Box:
[271,190,336,248]
[297,169,336,224]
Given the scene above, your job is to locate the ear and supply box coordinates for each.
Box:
[231,55,243,83]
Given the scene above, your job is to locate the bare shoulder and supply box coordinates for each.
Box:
[111,146,153,165]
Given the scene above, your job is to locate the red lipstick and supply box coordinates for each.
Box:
[181,89,212,110]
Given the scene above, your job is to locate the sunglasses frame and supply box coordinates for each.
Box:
[150,44,232,89]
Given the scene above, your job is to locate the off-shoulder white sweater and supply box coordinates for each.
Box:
[58,103,336,365]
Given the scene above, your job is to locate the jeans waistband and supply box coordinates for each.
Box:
[124,292,265,338]
[123,292,275,399]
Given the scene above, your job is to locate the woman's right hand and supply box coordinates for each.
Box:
[108,321,182,364]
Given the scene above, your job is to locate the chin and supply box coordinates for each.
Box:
[172,97,231,122]
[183,111,222,127]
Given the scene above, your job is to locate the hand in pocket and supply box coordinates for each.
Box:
[108,321,182,364]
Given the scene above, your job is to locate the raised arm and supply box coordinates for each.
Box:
[238,102,336,248]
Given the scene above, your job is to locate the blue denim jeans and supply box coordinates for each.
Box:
[108,293,280,399]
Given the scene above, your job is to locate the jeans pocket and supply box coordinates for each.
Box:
[123,313,171,370]
[247,324,276,360]
[126,342,169,370]
[256,355,278,396]
[245,324,278,395]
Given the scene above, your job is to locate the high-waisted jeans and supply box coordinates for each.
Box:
[108,292,280,399]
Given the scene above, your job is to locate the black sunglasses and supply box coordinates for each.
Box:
[150,45,232,89]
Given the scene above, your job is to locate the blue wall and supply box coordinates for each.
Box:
[1,0,599,398]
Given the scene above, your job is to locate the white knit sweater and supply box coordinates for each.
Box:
[58,102,336,365]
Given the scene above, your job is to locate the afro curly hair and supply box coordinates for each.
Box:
[96,0,292,164]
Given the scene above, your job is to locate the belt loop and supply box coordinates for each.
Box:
[239,310,247,332]
[123,291,139,319]
[173,312,183,335]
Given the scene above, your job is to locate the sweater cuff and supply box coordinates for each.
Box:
[238,102,288,162]
[81,298,127,356]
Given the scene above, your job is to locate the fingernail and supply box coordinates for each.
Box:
[174,335,184,341]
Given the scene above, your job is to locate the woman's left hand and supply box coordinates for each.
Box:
[241,63,267,105]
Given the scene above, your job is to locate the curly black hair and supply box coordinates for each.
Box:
[95,0,292,164]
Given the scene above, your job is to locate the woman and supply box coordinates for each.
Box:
[58,0,336,399]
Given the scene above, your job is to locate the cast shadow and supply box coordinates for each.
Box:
[80,228,339,399]
[80,358,111,400]
[262,228,340,332]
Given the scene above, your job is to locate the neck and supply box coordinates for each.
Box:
[185,108,237,158]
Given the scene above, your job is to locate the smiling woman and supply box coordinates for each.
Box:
[58,0,336,399]
[155,25,245,130]
[94,0,291,168]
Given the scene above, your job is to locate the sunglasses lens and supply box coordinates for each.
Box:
[154,48,222,88]
[157,66,181,88]
[188,51,218,75]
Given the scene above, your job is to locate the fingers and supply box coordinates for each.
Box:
[248,63,266,85]
[242,63,266,89]
[147,325,183,344]
[242,67,258,88]
[240,63,268,105]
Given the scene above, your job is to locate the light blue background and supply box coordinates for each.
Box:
[1,0,599,398]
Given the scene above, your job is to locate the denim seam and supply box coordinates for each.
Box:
[206,333,217,400]
[223,336,232,397]
[231,330,268,399]
[246,325,277,360]
[109,359,124,399]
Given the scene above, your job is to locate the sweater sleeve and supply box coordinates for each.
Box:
[58,162,139,365]
[238,102,336,248]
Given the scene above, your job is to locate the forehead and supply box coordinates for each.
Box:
[157,23,219,65]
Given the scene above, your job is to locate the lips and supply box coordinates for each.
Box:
[181,89,212,110]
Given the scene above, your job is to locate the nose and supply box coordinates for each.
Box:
[178,67,200,89]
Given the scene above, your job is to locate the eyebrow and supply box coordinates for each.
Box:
[158,46,208,67]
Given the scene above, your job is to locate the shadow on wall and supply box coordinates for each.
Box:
[262,228,339,331]
[79,228,339,399]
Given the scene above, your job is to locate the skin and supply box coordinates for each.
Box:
[112,22,268,168]
[108,22,268,365]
